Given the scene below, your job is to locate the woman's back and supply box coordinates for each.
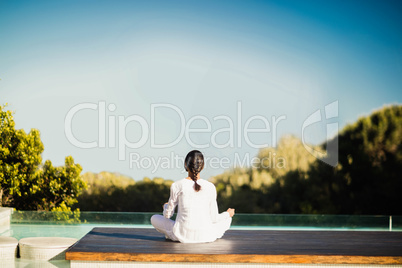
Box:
[175,178,215,229]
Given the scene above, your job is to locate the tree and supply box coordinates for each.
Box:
[210,105,402,215]
[75,173,173,212]
[329,104,402,214]
[0,104,86,211]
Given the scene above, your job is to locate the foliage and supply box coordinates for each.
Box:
[325,104,402,214]
[81,171,136,197]
[12,205,81,224]
[51,202,81,223]
[0,104,86,214]
[211,105,402,215]
[257,135,319,177]
[75,172,173,212]
[0,106,43,206]
[210,135,319,213]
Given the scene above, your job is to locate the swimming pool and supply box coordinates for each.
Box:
[8,223,151,240]
[7,222,399,241]
[5,212,401,240]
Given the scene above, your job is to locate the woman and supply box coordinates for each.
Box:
[151,150,235,243]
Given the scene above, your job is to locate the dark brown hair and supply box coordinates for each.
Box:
[184,150,204,192]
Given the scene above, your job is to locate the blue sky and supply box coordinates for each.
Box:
[0,0,401,180]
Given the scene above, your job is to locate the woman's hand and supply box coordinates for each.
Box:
[227,208,235,217]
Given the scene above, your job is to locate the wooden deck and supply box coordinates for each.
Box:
[65,227,402,265]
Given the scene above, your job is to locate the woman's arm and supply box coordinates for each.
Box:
[163,183,178,218]
[210,185,232,223]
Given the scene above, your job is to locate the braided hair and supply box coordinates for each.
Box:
[184,150,204,192]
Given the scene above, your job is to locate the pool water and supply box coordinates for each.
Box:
[7,223,153,240]
[6,223,397,241]
[4,212,401,242]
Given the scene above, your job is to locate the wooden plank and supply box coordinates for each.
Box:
[66,252,402,264]
[65,227,402,264]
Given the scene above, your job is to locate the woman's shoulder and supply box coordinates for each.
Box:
[199,179,216,189]
[169,179,188,194]
[172,178,216,190]
[172,178,192,187]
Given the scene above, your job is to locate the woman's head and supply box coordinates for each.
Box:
[184,150,204,192]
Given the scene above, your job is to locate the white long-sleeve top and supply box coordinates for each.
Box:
[163,178,230,243]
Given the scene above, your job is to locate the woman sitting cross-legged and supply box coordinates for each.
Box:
[151,150,235,243]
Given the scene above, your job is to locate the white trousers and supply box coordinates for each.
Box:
[150,214,232,242]
[150,215,179,241]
